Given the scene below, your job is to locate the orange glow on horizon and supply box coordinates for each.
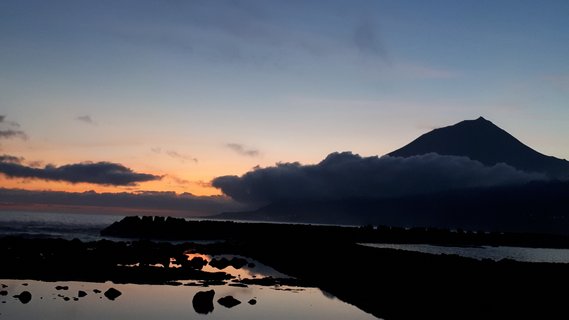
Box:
[0,176,222,196]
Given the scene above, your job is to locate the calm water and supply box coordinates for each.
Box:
[0,211,378,319]
[361,243,569,263]
[1,275,375,320]
[0,211,123,241]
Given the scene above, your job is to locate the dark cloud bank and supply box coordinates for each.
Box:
[0,188,246,216]
[213,152,569,234]
[0,158,160,186]
[213,152,545,204]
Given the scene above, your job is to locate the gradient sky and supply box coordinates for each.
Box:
[1,0,569,198]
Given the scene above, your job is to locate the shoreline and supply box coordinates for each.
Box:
[3,217,569,319]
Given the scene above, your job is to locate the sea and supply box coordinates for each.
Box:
[0,211,377,320]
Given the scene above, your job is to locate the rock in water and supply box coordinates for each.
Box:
[248,299,257,305]
[192,290,215,314]
[78,290,87,298]
[104,288,122,301]
[14,291,32,304]
[218,296,241,308]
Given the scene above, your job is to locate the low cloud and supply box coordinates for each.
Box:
[212,152,545,204]
[226,143,260,157]
[0,158,160,186]
[0,154,24,164]
[0,188,248,216]
[76,115,96,125]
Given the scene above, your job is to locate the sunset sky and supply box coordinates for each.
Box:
[1,1,569,214]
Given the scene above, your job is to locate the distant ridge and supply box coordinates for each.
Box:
[389,117,569,179]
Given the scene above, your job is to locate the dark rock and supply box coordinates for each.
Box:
[14,291,32,304]
[104,288,122,301]
[228,283,248,288]
[209,257,230,270]
[22,283,28,286]
[210,257,249,270]
[55,286,69,291]
[248,299,257,305]
[192,290,215,314]
[1,284,7,288]
[73,297,79,301]
[93,289,101,294]
[188,256,208,270]
[0,291,7,296]
[78,290,87,298]
[63,297,70,301]
[218,295,241,308]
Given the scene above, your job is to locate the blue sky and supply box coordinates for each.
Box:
[1,0,568,197]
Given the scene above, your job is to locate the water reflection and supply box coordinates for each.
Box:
[0,279,377,319]
[184,252,288,279]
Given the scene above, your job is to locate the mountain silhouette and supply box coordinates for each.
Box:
[389,117,569,179]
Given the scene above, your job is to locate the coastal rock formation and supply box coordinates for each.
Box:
[192,290,215,314]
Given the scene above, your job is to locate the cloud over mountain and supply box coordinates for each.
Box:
[212,152,545,204]
[0,158,160,186]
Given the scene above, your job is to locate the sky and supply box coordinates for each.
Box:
[1,0,569,215]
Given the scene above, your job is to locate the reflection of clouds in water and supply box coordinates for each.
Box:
[185,253,287,279]
[1,278,375,319]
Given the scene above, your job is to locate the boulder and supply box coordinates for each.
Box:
[218,295,241,308]
[192,290,215,314]
[14,291,32,304]
[104,288,122,301]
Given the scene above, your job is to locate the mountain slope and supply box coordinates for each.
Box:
[389,117,569,179]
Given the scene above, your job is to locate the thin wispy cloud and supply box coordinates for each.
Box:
[226,143,260,157]
[353,19,389,62]
[0,115,27,141]
[152,147,198,163]
[166,151,198,163]
[76,115,96,125]
[165,174,191,185]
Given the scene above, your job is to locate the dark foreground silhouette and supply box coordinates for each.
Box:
[3,217,569,319]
